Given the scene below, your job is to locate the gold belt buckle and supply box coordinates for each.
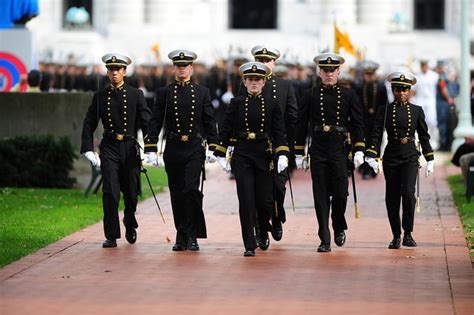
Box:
[247,132,256,140]
[180,135,189,142]
[116,134,124,141]
[400,137,408,144]
[323,125,331,132]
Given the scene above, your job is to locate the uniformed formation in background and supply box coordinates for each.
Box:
[81,46,437,256]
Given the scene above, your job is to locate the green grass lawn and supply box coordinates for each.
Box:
[0,167,167,268]
[447,174,474,259]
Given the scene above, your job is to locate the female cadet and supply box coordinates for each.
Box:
[213,62,289,257]
[365,71,434,249]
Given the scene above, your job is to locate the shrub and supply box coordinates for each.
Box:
[0,135,77,188]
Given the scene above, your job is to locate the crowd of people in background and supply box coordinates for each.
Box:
[9,55,472,153]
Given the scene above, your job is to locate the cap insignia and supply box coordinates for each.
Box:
[327,57,332,64]
[400,74,405,81]
[111,56,117,62]
[179,52,185,59]
[252,65,257,71]
[262,48,267,54]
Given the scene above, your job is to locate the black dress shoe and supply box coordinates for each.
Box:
[172,243,187,251]
[402,233,417,247]
[243,249,255,257]
[258,233,270,251]
[271,221,283,241]
[187,237,200,251]
[317,243,331,252]
[125,226,137,244]
[102,239,117,248]
[388,237,401,249]
[334,231,346,247]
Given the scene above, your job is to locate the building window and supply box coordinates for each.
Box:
[63,0,93,30]
[414,0,444,30]
[230,0,277,29]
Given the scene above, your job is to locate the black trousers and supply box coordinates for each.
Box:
[310,156,349,244]
[165,143,206,242]
[382,161,418,237]
[359,161,377,178]
[100,139,140,240]
[232,156,273,251]
[273,170,288,224]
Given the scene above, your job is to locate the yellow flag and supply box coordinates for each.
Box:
[334,23,357,57]
[151,43,161,62]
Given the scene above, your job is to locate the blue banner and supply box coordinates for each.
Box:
[0,0,39,29]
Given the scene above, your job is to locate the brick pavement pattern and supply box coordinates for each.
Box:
[0,161,472,315]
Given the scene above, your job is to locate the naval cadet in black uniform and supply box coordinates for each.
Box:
[364,71,434,249]
[295,53,365,253]
[81,53,151,248]
[143,50,218,252]
[250,45,298,242]
[354,60,388,179]
[214,61,289,256]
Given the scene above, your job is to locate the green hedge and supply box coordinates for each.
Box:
[0,135,77,188]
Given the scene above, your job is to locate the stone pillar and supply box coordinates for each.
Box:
[356,0,392,30]
[108,0,144,25]
[319,0,357,26]
[452,0,474,151]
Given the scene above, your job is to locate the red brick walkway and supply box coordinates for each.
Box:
[1,159,472,314]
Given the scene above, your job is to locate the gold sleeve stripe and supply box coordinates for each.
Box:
[366,149,378,155]
[424,152,434,156]
[294,145,305,150]
[354,142,366,147]
[144,144,157,148]
[275,145,290,153]
[214,144,227,153]
[208,143,217,148]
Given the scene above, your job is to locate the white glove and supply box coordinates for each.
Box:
[211,99,220,109]
[144,152,158,166]
[221,91,234,104]
[353,151,364,169]
[425,160,434,177]
[364,157,379,174]
[206,151,217,163]
[277,155,289,173]
[84,151,100,168]
[295,155,304,170]
[217,156,231,172]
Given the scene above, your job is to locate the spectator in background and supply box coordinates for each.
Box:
[338,71,354,89]
[26,69,41,92]
[435,60,456,151]
[451,137,474,185]
[471,71,474,120]
[354,60,388,180]
[411,60,439,150]
[9,74,27,92]
[38,62,53,92]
